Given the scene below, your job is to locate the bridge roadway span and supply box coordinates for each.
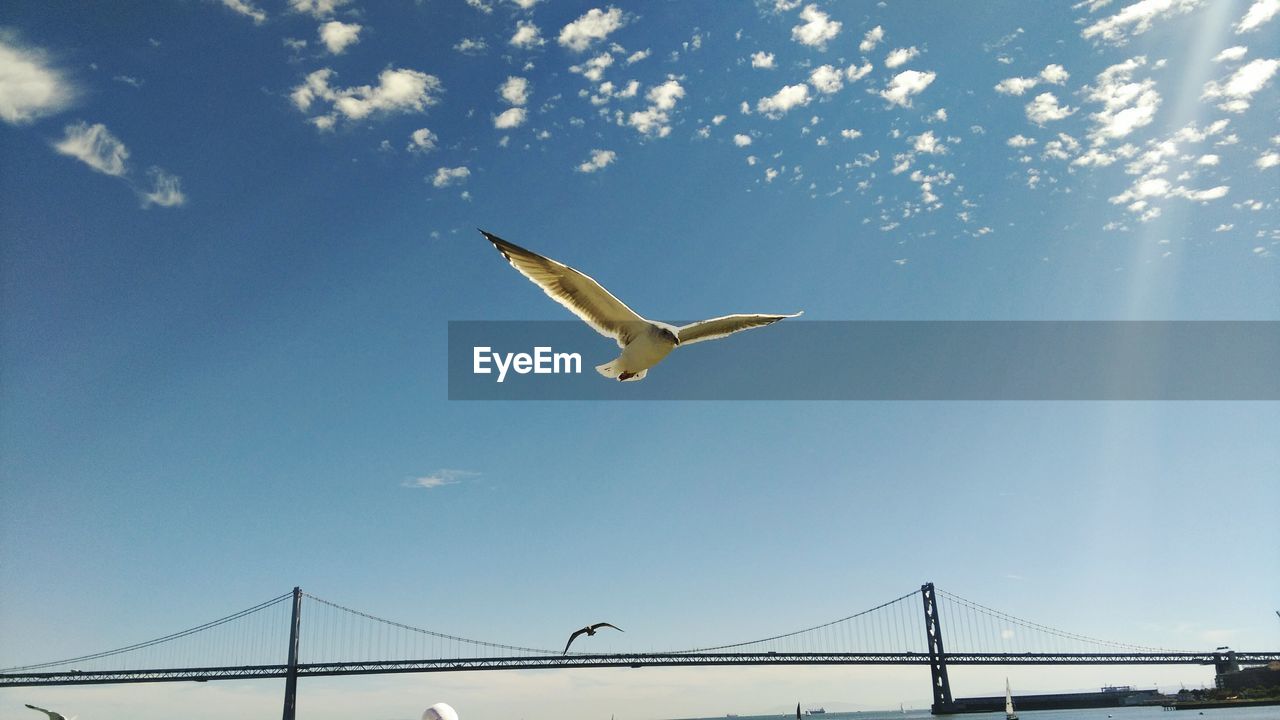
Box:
[4,651,1279,687]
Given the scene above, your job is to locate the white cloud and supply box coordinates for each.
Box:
[912,131,945,154]
[1081,0,1204,45]
[53,121,128,176]
[559,7,625,52]
[859,25,884,53]
[494,107,527,128]
[845,62,872,82]
[625,79,684,137]
[1235,0,1280,32]
[431,166,470,188]
[466,0,494,13]
[840,128,862,140]
[791,5,841,49]
[509,0,541,8]
[995,76,1040,95]
[879,69,935,107]
[809,65,843,94]
[1214,223,1234,231]
[510,21,545,48]
[1213,46,1248,62]
[1007,134,1037,147]
[0,34,75,125]
[1202,57,1279,113]
[319,21,361,54]
[884,47,919,69]
[1257,151,1280,169]
[291,67,443,128]
[1083,56,1160,143]
[757,83,811,117]
[995,64,1070,95]
[751,51,776,69]
[625,49,649,64]
[571,52,613,82]
[1025,92,1076,125]
[289,0,349,19]
[403,469,474,489]
[1196,153,1219,165]
[1040,64,1070,84]
[407,127,438,152]
[576,148,616,172]
[221,0,266,24]
[499,76,529,106]
[141,167,185,208]
[733,133,752,146]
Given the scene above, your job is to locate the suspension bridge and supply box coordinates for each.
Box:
[3,582,1276,717]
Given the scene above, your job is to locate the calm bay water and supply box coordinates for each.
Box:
[673,708,1280,720]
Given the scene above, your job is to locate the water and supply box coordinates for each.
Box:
[673,708,1279,720]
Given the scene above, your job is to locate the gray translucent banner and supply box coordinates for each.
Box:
[448,321,1280,400]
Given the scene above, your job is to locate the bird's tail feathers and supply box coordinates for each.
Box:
[595,358,623,379]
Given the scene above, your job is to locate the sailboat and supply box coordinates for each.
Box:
[795,702,801,720]
[1005,678,1018,720]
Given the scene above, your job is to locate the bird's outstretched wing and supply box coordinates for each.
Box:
[677,312,802,346]
[589,622,624,633]
[25,705,67,720]
[480,230,647,348]
[563,627,589,655]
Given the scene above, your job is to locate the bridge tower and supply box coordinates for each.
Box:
[282,586,302,720]
[921,582,954,714]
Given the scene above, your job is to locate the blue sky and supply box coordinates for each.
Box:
[1,0,1279,718]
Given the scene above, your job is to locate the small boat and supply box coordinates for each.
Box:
[805,709,826,715]
[796,703,801,720]
[1005,678,1018,720]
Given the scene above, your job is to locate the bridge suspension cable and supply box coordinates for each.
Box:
[0,591,295,673]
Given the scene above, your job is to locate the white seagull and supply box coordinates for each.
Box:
[480,230,801,381]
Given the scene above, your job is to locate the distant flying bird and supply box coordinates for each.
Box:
[479,230,801,382]
[24,705,69,720]
[563,622,623,654]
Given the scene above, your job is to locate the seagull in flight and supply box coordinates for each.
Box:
[25,705,71,720]
[563,622,623,654]
[479,230,802,381]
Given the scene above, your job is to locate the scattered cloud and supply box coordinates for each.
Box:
[407,127,438,153]
[1213,46,1248,63]
[141,167,185,208]
[995,64,1070,95]
[1025,92,1076,125]
[291,67,443,129]
[840,128,862,140]
[625,49,650,64]
[510,21,545,48]
[1257,151,1280,169]
[751,51,776,69]
[1202,57,1279,113]
[288,0,350,19]
[791,5,841,49]
[1234,0,1280,33]
[809,65,843,94]
[1081,0,1204,45]
[508,0,541,8]
[465,0,494,13]
[733,133,752,146]
[576,148,616,172]
[494,107,527,128]
[845,62,872,82]
[403,469,475,489]
[499,76,530,106]
[757,83,810,117]
[0,34,75,125]
[221,0,267,24]
[432,166,470,188]
[859,25,884,53]
[558,7,625,52]
[319,21,361,54]
[1083,56,1159,143]
[626,78,684,136]
[879,69,935,107]
[884,47,919,69]
[53,121,128,176]
[455,37,487,54]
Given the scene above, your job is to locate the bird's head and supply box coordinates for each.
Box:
[661,327,680,345]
